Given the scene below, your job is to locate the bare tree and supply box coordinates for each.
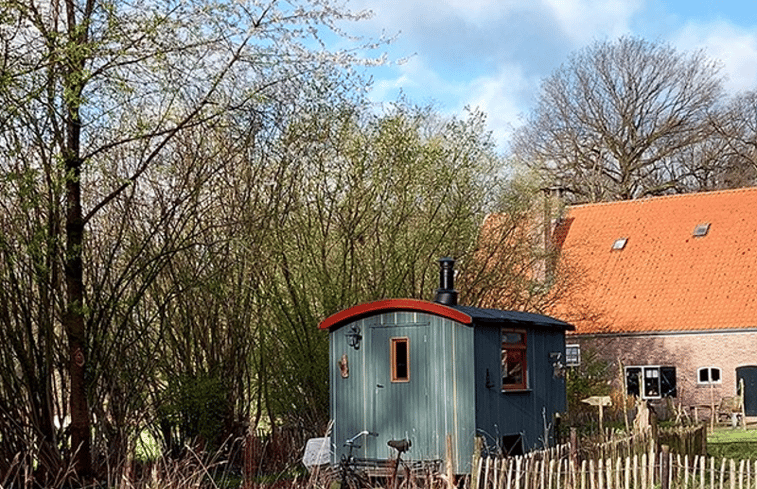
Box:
[512,36,725,202]
[707,90,757,187]
[0,0,384,480]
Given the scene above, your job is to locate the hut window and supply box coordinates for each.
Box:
[391,338,410,382]
[501,329,527,390]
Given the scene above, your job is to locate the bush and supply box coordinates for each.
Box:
[157,372,232,455]
[565,347,613,428]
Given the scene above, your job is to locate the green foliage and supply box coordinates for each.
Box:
[255,99,506,431]
[158,372,231,453]
[565,347,613,425]
[0,0,521,480]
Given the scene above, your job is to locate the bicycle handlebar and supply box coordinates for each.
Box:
[344,430,379,447]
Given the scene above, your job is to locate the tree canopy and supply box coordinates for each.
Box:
[1,0,539,476]
[0,0,386,481]
[512,36,733,202]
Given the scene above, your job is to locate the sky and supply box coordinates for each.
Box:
[344,0,757,151]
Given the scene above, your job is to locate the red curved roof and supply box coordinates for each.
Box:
[318,298,473,331]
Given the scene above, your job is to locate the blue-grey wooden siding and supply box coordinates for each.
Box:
[329,311,475,471]
[473,324,567,452]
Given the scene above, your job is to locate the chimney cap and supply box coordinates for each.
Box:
[434,257,457,306]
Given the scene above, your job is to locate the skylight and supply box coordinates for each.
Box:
[693,223,710,237]
[612,238,628,250]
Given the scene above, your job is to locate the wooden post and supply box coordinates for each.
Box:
[711,382,716,431]
[619,360,630,433]
[484,457,492,489]
[730,459,736,489]
[447,434,456,489]
[571,429,579,476]
[582,397,612,437]
[720,458,727,489]
[472,436,484,489]
[660,446,670,489]
[580,460,587,489]
[515,456,522,489]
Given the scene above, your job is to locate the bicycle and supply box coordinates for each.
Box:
[335,430,378,489]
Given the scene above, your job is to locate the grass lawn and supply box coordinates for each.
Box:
[707,425,757,460]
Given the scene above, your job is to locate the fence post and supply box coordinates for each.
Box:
[661,446,670,489]
[730,459,736,489]
[447,434,456,489]
[472,436,484,489]
[571,429,579,469]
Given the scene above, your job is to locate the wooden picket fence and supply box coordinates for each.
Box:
[471,425,729,489]
[474,449,757,489]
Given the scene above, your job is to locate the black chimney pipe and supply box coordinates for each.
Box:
[434,257,458,306]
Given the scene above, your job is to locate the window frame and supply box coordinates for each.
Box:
[565,344,581,367]
[697,366,721,385]
[626,365,676,399]
[501,329,528,391]
[390,337,410,383]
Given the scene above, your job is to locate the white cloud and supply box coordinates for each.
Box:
[541,0,643,44]
[673,20,757,93]
[460,66,538,149]
[367,56,457,105]
[367,59,533,150]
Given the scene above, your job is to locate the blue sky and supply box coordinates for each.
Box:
[345,0,757,150]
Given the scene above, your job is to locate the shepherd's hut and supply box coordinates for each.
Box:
[318,258,574,473]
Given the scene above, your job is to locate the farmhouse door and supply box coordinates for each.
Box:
[736,366,757,416]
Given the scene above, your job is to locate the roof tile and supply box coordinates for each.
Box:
[552,188,757,334]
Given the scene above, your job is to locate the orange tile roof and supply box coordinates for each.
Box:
[552,187,757,335]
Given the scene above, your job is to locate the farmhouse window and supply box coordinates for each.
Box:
[391,337,410,382]
[626,366,676,399]
[697,367,721,384]
[501,329,527,390]
[565,345,581,366]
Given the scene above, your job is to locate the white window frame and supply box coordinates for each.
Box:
[565,344,580,367]
[626,365,676,400]
[697,366,721,385]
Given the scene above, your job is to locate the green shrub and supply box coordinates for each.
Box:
[157,371,231,454]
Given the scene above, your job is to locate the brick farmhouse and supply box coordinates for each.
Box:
[548,187,757,419]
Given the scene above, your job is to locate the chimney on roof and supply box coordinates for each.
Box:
[434,257,458,306]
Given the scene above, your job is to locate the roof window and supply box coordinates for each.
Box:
[612,238,628,250]
[692,223,710,237]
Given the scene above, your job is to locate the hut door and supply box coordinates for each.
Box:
[370,325,431,451]
[737,366,757,416]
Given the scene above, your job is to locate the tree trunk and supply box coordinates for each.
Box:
[64,169,91,478]
[64,97,92,478]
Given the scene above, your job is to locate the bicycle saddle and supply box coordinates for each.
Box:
[387,438,411,453]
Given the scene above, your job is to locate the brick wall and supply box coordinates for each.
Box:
[568,330,757,415]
